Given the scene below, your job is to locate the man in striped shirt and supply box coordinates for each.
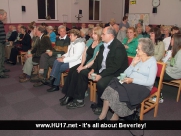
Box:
[0,9,10,78]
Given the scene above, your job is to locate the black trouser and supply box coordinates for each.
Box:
[0,43,5,75]
[9,47,19,64]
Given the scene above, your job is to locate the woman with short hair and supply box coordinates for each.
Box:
[97,38,157,120]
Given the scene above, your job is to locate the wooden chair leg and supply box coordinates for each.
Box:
[93,83,96,102]
[176,85,181,102]
[89,82,93,101]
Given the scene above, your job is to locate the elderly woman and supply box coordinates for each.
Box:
[162,26,171,51]
[47,26,56,46]
[150,27,165,61]
[46,29,85,92]
[136,26,143,39]
[122,27,138,57]
[59,27,103,108]
[97,38,157,120]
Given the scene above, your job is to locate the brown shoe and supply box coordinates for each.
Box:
[30,75,40,82]
[19,78,30,83]
[19,73,26,79]
[33,81,44,87]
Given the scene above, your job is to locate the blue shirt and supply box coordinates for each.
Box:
[124,56,157,90]
[99,40,113,73]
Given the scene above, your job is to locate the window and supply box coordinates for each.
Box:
[89,0,101,21]
[37,0,57,20]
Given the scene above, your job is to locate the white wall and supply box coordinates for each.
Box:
[129,0,181,26]
[0,0,123,24]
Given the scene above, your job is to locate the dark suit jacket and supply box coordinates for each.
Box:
[21,33,31,51]
[32,34,53,63]
[8,31,18,42]
[90,38,128,78]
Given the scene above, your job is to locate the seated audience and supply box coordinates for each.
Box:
[19,25,52,82]
[149,27,165,61]
[46,26,56,46]
[119,16,130,30]
[142,25,151,38]
[157,34,181,103]
[122,27,138,57]
[59,27,103,108]
[62,23,71,33]
[8,26,31,65]
[32,25,70,87]
[136,26,143,39]
[87,26,128,115]
[167,26,180,51]
[5,25,17,62]
[97,38,157,120]
[45,29,85,92]
[162,25,171,51]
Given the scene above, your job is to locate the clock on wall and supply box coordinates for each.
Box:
[152,0,160,7]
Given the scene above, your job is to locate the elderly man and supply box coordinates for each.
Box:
[32,25,70,87]
[0,9,10,78]
[19,25,52,83]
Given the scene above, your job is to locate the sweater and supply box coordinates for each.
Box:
[154,41,165,61]
[122,37,138,57]
[166,49,181,79]
[124,56,157,90]
[0,21,6,43]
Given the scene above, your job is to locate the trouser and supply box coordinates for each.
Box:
[22,57,38,76]
[39,53,57,77]
[9,47,18,63]
[5,45,13,59]
[50,60,69,86]
[0,43,5,75]
[62,64,89,99]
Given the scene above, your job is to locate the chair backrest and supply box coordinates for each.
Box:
[155,61,166,93]
[128,56,133,65]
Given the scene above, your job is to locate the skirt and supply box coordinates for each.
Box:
[101,86,135,117]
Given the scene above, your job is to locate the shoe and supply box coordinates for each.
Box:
[90,103,98,112]
[41,78,49,85]
[85,91,89,97]
[47,86,59,92]
[96,116,107,121]
[59,95,67,103]
[33,81,44,87]
[66,100,85,109]
[19,73,26,79]
[60,97,72,106]
[3,69,10,72]
[30,75,40,82]
[46,76,55,85]
[19,78,30,83]
[151,96,164,103]
[0,74,9,78]
[9,62,16,65]
[94,107,102,115]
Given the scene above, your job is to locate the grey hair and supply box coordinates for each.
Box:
[139,38,154,56]
[0,9,6,15]
[106,26,116,37]
[47,26,54,30]
[58,25,66,31]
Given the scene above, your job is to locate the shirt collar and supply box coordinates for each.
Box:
[103,39,113,48]
[39,34,43,40]
[59,35,67,40]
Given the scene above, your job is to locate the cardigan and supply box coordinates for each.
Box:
[122,37,138,57]
[154,41,165,61]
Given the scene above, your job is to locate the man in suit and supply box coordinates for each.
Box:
[0,9,10,78]
[80,26,128,115]
[33,25,70,87]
